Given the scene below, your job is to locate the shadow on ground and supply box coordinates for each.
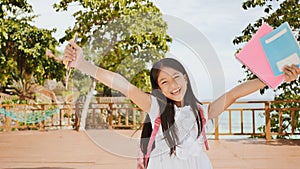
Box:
[3,167,74,169]
[225,139,300,146]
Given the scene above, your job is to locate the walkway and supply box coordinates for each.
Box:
[0,129,299,169]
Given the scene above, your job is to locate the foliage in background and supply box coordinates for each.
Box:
[54,0,172,96]
[0,0,65,102]
[234,0,300,138]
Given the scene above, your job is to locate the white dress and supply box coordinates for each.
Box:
[147,96,213,169]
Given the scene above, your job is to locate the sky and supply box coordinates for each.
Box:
[27,0,278,101]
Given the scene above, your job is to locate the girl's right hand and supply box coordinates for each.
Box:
[283,64,300,82]
[63,40,84,69]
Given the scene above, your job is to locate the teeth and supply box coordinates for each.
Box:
[172,88,180,94]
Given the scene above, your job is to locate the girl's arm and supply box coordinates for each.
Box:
[208,65,300,120]
[64,40,152,112]
[208,78,265,119]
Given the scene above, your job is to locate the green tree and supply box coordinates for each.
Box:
[54,0,171,130]
[0,0,65,101]
[233,0,300,138]
[54,0,171,96]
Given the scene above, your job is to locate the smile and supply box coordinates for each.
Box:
[171,88,181,95]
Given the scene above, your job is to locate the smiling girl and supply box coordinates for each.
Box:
[63,40,300,169]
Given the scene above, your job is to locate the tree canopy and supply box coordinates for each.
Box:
[0,0,65,101]
[54,0,172,96]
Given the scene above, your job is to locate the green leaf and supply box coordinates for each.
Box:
[54,0,172,96]
[234,0,300,138]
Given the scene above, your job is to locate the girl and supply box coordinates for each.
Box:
[63,40,300,169]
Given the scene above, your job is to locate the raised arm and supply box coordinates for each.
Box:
[208,65,300,120]
[64,40,152,112]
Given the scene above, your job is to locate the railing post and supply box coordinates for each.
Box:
[125,109,128,126]
[75,103,80,131]
[240,110,244,134]
[40,104,46,131]
[5,105,11,132]
[108,103,113,129]
[92,108,96,128]
[252,110,256,135]
[265,101,271,140]
[59,107,62,129]
[291,111,295,135]
[132,108,137,129]
[214,116,219,140]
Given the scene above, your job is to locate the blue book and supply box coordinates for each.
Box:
[260,22,300,76]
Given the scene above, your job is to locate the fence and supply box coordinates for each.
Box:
[0,99,299,140]
[210,100,300,140]
[0,103,76,131]
[76,101,144,130]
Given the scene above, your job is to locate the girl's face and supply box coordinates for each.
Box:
[157,66,188,107]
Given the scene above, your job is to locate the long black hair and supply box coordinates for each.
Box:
[149,58,203,155]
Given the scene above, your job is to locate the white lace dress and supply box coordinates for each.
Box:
[147,96,213,169]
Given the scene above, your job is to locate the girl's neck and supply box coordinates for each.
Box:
[175,100,184,107]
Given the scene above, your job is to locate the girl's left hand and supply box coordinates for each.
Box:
[283,64,300,82]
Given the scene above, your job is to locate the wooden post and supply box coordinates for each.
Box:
[214,116,219,140]
[40,104,46,131]
[125,110,129,126]
[240,110,244,134]
[252,110,256,135]
[67,106,71,127]
[75,102,80,131]
[132,108,137,129]
[5,105,11,132]
[108,103,113,129]
[92,108,96,128]
[99,108,104,128]
[265,101,271,140]
[229,110,232,135]
[118,111,121,126]
[291,111,295,135]
[279,110,282,135]
[59,108,62,129]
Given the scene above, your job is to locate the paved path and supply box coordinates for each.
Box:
[0,129,299,169]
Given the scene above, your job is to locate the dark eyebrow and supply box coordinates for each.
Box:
[172,72,180,76]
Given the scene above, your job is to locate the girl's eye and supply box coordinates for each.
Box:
[161,81,167,85]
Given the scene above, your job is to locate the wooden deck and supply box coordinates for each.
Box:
[0,129,299,169]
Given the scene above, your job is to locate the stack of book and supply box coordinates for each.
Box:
[236,22,300,88]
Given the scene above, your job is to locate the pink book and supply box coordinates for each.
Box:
[236,23,285,89]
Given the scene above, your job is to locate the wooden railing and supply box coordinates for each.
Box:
[75,102,144,130]
[0,101,144,131]
[0,103,76,131]
[209,100,300,140]
[0,100,299,140]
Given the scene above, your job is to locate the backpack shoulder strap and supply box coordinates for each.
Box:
[197,104,209,151]
[144,115,161,166]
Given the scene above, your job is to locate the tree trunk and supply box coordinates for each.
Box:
[79,79,96,130]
